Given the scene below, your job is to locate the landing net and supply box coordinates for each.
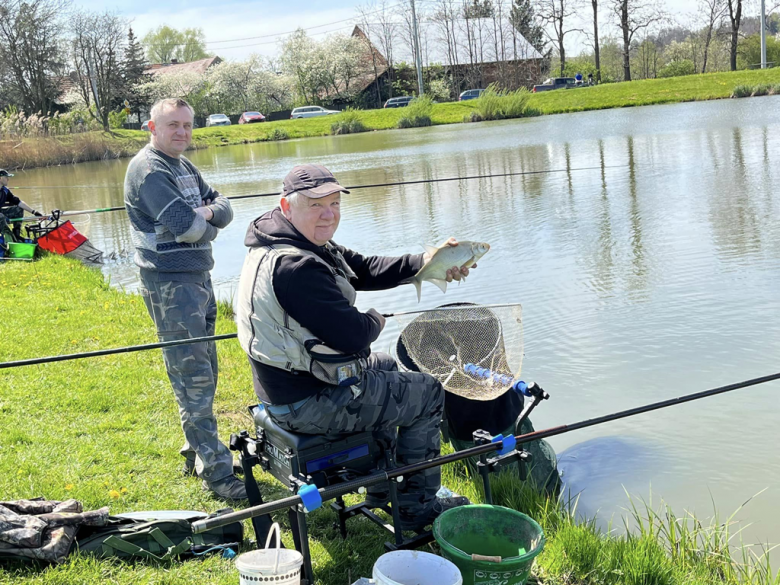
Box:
[394,303,523,401]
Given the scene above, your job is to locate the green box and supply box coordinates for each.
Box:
[7,242,36,259]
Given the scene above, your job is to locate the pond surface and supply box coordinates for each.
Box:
[12,96,780,548]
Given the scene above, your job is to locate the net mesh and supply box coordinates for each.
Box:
[394,303,523,401]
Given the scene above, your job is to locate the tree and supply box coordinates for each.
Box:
[510,0,545,53]
[71,10,128,131]
[725,0,742,71]
[180,28,209,62]
[123,27,149,121]
[142,25,210,64]
[0,0,68,114]
[699,0,726,72]
[591,0,602,82]
[536,0,582,76]
[143,25,180,64]
[611,0,664,81]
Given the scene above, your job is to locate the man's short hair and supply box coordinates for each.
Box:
[283,192,304,208]
[150,98,194,122]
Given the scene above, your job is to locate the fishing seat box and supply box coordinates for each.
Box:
[249,404,382,489]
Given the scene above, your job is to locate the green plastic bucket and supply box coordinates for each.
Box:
[7,242,36,259]
[433,505,545,585]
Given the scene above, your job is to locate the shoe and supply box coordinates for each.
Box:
[203,475,248,500]
[183,460,244,477]
[399,495,471,532]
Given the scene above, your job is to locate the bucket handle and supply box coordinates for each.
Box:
[471,554,502,563]
[263,522,282,574]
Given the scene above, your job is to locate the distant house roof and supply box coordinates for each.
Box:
[347,26,390,95]
[144,56,222,77]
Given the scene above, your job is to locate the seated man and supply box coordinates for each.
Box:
[0,169,42,242]
[235,164,471,531]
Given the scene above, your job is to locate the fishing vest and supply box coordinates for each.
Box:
[236,243,365,387]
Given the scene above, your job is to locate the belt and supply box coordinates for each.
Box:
[262,397,311,416]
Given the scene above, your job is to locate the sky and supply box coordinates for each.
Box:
[72,0,743,63]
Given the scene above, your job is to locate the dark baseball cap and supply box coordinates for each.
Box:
[0,169,13,177]
[282,164,350,199]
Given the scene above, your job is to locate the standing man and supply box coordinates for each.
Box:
[0,169,43,242]
[124,98,245,500]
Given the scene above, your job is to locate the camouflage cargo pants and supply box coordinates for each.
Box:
[267,352,444,524]
[139,277,234,484]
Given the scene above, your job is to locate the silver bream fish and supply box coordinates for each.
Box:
[411,240,490,302]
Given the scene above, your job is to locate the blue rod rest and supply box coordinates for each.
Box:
[298,483,323,513]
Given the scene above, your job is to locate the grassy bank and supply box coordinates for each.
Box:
[1,255,777,584]
[5,68,780,171]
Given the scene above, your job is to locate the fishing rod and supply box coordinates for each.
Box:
[0,303,520,369]
[7,165,622,222]
[191,369,780,534]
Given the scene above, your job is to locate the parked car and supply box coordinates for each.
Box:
[238,111,266,124]
[384,96,414,108]
[206,114,231,127]
[532,77,578,92]
[141,120,150,131]
[290,106,340,119]
[459,89,485,101]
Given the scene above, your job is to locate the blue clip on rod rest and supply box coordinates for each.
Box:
[463,363,534,397]
[297,483,323,513]
[491,433,517,456]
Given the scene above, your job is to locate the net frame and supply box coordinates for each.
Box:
[393,302,523,401]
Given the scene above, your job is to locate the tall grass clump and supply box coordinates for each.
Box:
[465,84,532,122]
[330,107,367,135]
[732,84,754,98]
[397,95,433,128]
[752,84,772,96]
[266,127,289,141]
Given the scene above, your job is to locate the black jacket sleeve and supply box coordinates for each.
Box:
[273,255,383,355]
[334,245,425,292]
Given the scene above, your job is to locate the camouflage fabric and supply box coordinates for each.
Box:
[0,206,23,240]
[139,277,234,485]
[0,499,109,564]
[267,352,445,525]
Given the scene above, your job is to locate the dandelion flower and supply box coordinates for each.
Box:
[109,490,121,499]
[65,484,74,491]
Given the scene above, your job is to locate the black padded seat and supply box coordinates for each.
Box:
[250,404,364,450]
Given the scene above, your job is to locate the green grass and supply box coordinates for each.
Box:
[10,68,780,171]
[2,256,779,584]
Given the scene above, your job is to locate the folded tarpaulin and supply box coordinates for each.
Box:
[0,498,109,564]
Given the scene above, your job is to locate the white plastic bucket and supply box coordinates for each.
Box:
[373,550,463,585]
[235,523,303,585]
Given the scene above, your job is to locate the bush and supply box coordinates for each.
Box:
[330,108,367,135]
[657,59,696,78]
[267,127,289,141]
[752,84,771,96]
[732,84,754,98]
[465,83,531,122]
[108,109,128,130]
[397,95,433,128]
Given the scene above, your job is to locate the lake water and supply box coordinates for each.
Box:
[11,96,780,547]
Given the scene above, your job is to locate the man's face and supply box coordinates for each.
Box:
[0,176,7,188]
[282,192,341,246]
[149,106,193,158]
